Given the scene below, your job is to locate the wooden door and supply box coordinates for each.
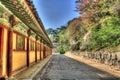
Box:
[0,28,2,76]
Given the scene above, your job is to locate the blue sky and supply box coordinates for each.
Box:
[33,0,79,29]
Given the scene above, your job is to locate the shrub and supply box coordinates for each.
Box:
[59,47,65,54]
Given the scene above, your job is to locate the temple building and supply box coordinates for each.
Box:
[0,0,52,78]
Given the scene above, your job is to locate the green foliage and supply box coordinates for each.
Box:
[46,28,60,43]
[59,47,65,54]
[59,27,70,51]
[46,28,54,35]
[89,17,120,50]
[59,29,68,43]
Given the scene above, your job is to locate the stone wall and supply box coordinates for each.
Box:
[71,50,120,69]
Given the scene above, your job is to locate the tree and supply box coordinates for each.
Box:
[74,0,120,51]
[46,28,54,35]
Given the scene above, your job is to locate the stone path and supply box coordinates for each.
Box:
[34,54,120,80]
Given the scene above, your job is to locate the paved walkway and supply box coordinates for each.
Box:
[33,54,120,80]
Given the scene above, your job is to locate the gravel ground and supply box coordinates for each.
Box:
[33,54,120,80]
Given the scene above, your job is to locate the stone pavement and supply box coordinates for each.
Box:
[9,55,52,80]
[33,54,120,80]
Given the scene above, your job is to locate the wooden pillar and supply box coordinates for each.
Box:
[47,47,49,56]
[43,45,46,58]
[44,46,46,58]
[0,28,2,76]
[50,48,51,55]
[7,28,13,77]
[46,47,47,57]
[49,48,51,55]
[49,48,50,56]
[39,42,41,60]
[49,48,50,55]
[45,46,46,58]
[41,40,44,59]
[48,47,50,56]
[44,45,45,58]
[26,29,31,67]
[43,44,44,58]
[7,15,18,77]
[40,39,42,60]
[26,37,29,67]
[47,47,48,57]
[35,41,37,62]
[51,48,52,55]
[48,47,49,56]
[35,36,38,62]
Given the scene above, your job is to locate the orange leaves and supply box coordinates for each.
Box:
[75,0,101,26]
